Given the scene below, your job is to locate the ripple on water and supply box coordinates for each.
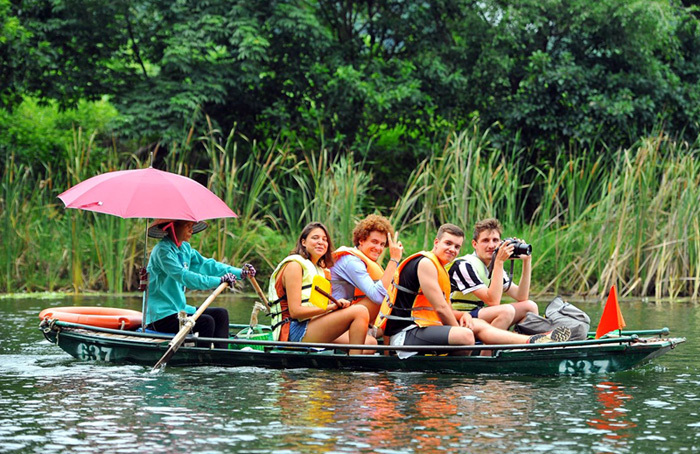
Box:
[2,297,700,453]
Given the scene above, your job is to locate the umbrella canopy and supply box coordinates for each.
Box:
[58,167,237,330]
[58,167,237,221]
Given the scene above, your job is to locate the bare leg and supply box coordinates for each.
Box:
[511,300,539,325]
[334,331,378,355]
[470,318,532,344]
[356,297,380,322]
[304,305,370,355]
[478,305,516,330]
[446,326,476,356]
[357,297,384,337]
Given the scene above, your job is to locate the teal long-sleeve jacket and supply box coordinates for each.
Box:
[145,237,242,325]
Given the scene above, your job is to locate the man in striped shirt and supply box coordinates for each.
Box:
[447,218,539,330]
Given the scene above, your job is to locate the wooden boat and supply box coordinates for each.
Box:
[39,318,685,376]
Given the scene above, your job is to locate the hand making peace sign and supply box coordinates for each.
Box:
[388,231,404,264]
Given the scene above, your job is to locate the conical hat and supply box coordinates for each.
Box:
[148,219,208,239]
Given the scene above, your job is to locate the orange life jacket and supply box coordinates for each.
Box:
[332,246,385,301]
[374,251,450,329]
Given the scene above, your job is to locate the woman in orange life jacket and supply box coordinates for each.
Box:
[267,222,377,355]
[330,215,403,331]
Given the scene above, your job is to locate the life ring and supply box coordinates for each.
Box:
[39,306,142,330]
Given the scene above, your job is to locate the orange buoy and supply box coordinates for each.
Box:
[39,306,142,330]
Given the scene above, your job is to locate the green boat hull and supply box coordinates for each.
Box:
[40,321,684,376]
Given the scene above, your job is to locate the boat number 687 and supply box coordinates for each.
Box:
[77,343,112,362]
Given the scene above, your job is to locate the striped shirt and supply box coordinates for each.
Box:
[448,256,511,297]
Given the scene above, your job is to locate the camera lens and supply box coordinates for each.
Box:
[512,242,532,257]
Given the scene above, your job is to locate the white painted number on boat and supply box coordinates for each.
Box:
[77,343,112,362]
[558,359,611,374]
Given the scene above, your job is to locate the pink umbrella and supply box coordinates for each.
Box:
[58,167,237,330]
[58,167,237,221]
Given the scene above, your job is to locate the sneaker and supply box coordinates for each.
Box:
[550,326,572,342]
[528,326,572,344]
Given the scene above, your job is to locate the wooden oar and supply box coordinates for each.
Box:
[248,276,270,314]
[152,282,228,372]
[313,285,340,306]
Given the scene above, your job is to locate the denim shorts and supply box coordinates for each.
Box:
[288,319,309,342]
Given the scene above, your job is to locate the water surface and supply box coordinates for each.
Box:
[1,295,698,453]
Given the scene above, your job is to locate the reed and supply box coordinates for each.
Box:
[64,128,95,292]
[200,122,290,268]
[388,159,431,236]
[2,119,699,299]
[395,122,528,249]
[316,152,372,245]
[267,147,372,247]
[1,156,27,292]
[530,133,700,299]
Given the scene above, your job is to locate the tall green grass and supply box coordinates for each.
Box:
[200,122,290,268]
[1,121,698,300]
[522,134,700,299]
[384,126,699,300]
[1,155,29,292]
[397,123,528,249]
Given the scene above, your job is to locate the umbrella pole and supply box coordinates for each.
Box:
[141,221,149,332]
[141,153,154,332]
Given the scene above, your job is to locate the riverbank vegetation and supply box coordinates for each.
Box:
[1,117,698,300]
[1,1,699,299]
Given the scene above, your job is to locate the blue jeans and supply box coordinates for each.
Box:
[288,319,309,342]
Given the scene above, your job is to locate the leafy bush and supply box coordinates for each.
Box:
[0,97,118,174]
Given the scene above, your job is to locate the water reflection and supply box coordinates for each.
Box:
[1,296,699,453]
[587,381,636,452]
[265,371,544,453]
[588,381,636,435]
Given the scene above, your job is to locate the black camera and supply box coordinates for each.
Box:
[504,238,532,258]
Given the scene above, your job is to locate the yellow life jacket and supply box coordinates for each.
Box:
[267,255,325,341]
[374,251,450,329]
[332,246,384,301]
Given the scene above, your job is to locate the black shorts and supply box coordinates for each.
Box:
[403,325,452,346]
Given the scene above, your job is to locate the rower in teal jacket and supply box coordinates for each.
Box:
[145,219,255,348]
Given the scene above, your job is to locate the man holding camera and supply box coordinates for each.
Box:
[447,218,539,330]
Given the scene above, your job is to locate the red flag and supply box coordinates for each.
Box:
[595,285,627,339]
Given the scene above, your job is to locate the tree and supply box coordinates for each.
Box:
[469,0,700,157]
[3,0,700,175]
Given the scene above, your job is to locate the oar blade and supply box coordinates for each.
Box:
[152,346,175,371]
[151,330,188,372]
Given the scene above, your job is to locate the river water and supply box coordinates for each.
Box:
[1,294,698,453]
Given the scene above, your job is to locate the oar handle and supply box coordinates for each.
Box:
[248,276,270,314]
[313,285,339,305]
[193,282,229,319]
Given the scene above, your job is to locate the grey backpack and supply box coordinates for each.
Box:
[514,297,591,340]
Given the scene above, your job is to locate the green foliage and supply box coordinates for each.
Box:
[1,120,699,299]
[479,0,700,158]
[2,0,700,298]
[5,0,700,190]
[0,97,117,173]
